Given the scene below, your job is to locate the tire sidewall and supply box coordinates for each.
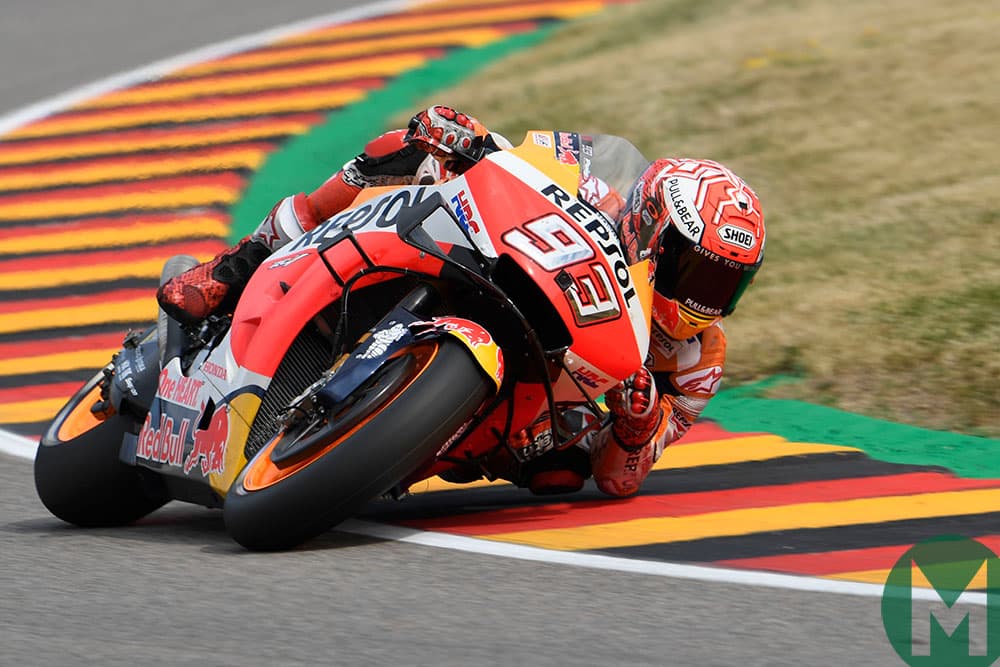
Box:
[34,370,164,527]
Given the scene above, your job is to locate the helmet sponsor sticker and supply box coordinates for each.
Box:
[663,176,704,241]
[718,224,756,250]
[683,298,723,317]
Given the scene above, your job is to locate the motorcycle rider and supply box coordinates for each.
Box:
[158,105,766,498]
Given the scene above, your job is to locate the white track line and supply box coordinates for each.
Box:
[4,422,981,604]
[0,430,37,460]
[341,519,985,604]
[0,0,413,136]
[0,0,968,605]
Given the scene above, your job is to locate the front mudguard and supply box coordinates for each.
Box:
[411,317,504,391]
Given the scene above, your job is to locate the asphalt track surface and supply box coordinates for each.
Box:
[0,2,964,665]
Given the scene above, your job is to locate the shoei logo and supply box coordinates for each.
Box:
[718,224,755,250]
[881,536,1000,665]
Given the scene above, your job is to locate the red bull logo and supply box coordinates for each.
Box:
[429,317,504,389]
[183,408,229,476]
[434,317,492,348]
[136,414,188,468]
[494,346,504,386]
[556,131,579,166]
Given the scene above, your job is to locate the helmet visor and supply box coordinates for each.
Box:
[656,226,760,317]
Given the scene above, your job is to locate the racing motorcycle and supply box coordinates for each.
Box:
[34,131,653,551]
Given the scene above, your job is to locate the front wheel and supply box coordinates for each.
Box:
[34,368,166,527]
[223,338,494,551]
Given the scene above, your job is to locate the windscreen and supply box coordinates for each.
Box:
[584,134,651,199]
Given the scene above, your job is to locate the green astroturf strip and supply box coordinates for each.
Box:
[704,378,1000,479]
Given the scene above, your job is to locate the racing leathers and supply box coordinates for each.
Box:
[157,106,727,498]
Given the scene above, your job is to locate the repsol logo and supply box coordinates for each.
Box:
[287,187,433,252]
[540,184,637,308]
[719,224,755,250]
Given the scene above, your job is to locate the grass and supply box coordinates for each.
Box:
[395,0,1000,437]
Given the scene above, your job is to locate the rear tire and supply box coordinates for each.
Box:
[223,338,493,551]
[34,369,166,527]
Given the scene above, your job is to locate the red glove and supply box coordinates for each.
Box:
[604,367,662,451]
[405,106,486,173]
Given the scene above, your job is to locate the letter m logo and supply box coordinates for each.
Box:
[911,559,987,657]
[882,536,1000,666]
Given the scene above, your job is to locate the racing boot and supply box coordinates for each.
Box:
[156,236,271,327]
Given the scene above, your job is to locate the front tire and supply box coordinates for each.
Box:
[223,338,493,551]
[34,369,166,527]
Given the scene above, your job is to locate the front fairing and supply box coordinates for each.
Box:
[465,143,652,394]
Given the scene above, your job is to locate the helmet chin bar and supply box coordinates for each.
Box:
[678,302,719,327]
[652,293,719,341]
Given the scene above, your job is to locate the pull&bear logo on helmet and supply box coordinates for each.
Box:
[663,176,704,241]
